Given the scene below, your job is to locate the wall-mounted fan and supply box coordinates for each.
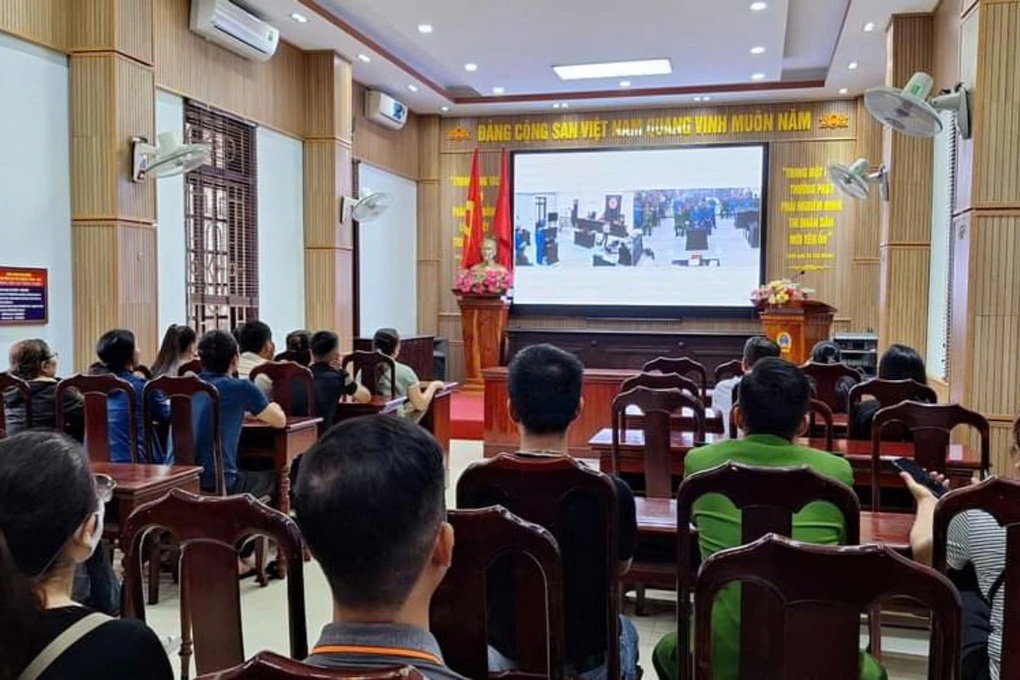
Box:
[865,71,971,139]
[341,190,394,224]
[827,158,890,202]
[132,132,211,182]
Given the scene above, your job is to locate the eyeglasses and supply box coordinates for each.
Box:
[94,473,116,505]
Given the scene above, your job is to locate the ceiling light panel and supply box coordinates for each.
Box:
[553,59,672,81]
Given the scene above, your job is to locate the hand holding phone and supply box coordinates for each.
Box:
[892,458,947,498]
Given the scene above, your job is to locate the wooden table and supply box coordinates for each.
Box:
[418,384,458,467]
[334,395,408,424]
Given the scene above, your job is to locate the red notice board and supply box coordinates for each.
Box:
[0,267,48,325]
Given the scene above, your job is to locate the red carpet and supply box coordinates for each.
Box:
[451,391,484,440]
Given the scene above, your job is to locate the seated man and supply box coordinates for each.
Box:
[236,320,275,396]
[481,343,639,680]
[712,335,780,439]
[295,416,464,678]
[187,330,286,498]
[652,357,881,680]
[309,331,371,423]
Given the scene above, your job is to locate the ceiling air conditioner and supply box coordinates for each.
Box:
[365,90,409,131]
[190,0,279,63]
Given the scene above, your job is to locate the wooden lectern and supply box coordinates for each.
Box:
[759,300,836,365]
[456,295,509,392]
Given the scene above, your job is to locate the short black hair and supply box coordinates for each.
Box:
[286,330,311,353]
[96,329,136,373]
[310,331,339,361]
[508,343,583,435]
[742,336,781,366]
[293,416,446,610]
[236,321,272,355]
[198,330,239,374]
[879,344,927,384]
[373,328,400,357]
[737,357,811,440]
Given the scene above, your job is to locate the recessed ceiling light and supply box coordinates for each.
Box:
[863,21,876,32]
[492,86,505,95]
[750,46,766,55]
[848,61,859,70]
[694,96,702,102]
[407,84,419,93]
[838,87,849,95]
[289,12,308,23]
[702,96,711,101]
[561,103,569,109]
[750,2,767,10]
[553,58,672,81]
[440,105,450,112]
[417,24,433,34]
[356,54,371,63]
[751,72,766,81]
[619,80,632,88]
[464,63,478,72]
[553,103,561,109]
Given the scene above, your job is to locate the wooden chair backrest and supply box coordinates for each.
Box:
[55,373,138,463]
[694,534,961,680]
[273,349,311,366]
[713,359,744,385]
[870,401,991,510]
[249,361,314,416]
[676,462,861,680]
[847,378,938,441]
[642,356,709,401]
[457,453,621,677]
[197,651,423,679]
[620,372,701,402]
[134,364,153,380]
[933,476,1020,680]
[342,351,397,399]
[123,490,307,679]
[808,398,835,452]
[612,386,704,498]
[0,372,32,438]
[178,359,204,376]
[431,507,565,680]
[800,361,862,413]
[144,376,224,495]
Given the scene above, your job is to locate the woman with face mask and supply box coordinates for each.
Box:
[0,431,172,680]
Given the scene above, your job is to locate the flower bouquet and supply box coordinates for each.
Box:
[453,268,513,296]
[751,279,813,308]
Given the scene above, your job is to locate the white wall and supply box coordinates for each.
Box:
[256,127,305,336]
[155,91,187,335]
[357,163,418,337]
[0,35,72,367]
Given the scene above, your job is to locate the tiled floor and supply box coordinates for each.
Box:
[143,440,931,679]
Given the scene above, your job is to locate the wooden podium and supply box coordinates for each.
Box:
[759,300,836,365]
[456,295,509,392]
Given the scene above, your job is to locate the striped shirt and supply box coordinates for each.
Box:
[947,510,1006,680]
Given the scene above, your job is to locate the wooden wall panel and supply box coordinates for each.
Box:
[71,224,120,369]
[854,99,883,259]
[70,54,118,219]
[0,0,68,52]
[352,83,420,180]
[949,212,973,403]
[116,0,153,65]
[71,0,115,53]
[154,0,307,138]
[879,245,932,354]
[305,248,355,350]
[934,0,962,88]
[115,56,155,222]
[118,223,158,359]
[417,116,442,336]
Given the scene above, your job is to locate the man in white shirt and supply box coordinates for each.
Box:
[236,320,275,396]
[714,336,781,439]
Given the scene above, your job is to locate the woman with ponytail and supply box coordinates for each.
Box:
[151,324,198,377]
[0,432,172,679]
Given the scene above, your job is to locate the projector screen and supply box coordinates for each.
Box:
[511,145,766,313]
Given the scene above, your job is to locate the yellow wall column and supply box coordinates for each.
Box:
[417,115,442,336]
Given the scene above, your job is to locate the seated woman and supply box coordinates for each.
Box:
[4,339,85,441]
[371,328,445,416]
[150,324,197,378]
[0,431,172,679]
[850,344,931,440]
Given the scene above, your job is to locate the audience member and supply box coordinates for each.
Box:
[4,339,85,440]
[295,417,464,678]
[652,358,882,680]
[372,328,445,415]
[713,336,780,439]
[808,340,856,412]
[236,320,275,396]
[850,343,930,440]
[187,330,286,498]
[95,330,170,463]
[478,343,640,679]
[150,324,197,377]
[284,330,311,355]
[309,331,370,423]
[0,431,172,679]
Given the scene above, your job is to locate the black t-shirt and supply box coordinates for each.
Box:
[468,472,638,666]
[25,606,173,679]
[306,362,359,425]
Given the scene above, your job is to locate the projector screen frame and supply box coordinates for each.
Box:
[508,142,770,319]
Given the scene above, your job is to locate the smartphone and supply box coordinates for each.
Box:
[892,458,947,498]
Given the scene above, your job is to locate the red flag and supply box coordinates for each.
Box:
[460,149,484,270]
[491,148,513,270]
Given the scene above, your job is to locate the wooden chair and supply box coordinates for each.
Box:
[178,359,204,376]
[676,462,861,680]
[123,489,307,680]
[713,359,744,386]
[847,378,939,441]
[343,351,397,399]
[933,476,1020,680]
[0,372,32,439]
[457,453,621,678]
[431,507,565,680]
[249,361,314,416]
[870,401,991,511]
[197,652,424,679]
[273,349,311,366]
[620,372,701,402]
[800,361,862,413]
[643,357,709,402]
[134,364,153,380]
[694,534,962,680]
[55,373,139,463]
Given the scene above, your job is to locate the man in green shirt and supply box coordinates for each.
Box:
[652,357,884,680]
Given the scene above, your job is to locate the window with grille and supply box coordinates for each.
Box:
[183,101,259,334]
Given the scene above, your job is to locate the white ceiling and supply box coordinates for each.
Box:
[241,0,940,116]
